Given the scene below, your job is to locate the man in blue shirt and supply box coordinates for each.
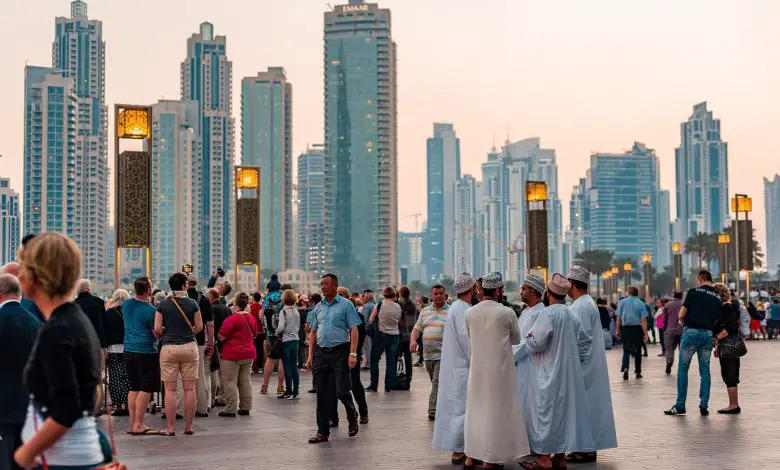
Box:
[306,273,362,444]
[615,286,649,380]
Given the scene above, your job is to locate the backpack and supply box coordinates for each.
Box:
[394,355,411,391]
[264,299,282,335]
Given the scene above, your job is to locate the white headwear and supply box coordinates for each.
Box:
[453,273,476,295]
[482,272,504,290]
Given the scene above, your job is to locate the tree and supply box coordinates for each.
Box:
[685,232,718,270]
[409,280,430,298]
[651,265,675,297]
[574,249,614,297]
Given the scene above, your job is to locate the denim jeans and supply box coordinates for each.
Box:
[675,328,714,411]
[282,340,300,395]
[369,332,399,390]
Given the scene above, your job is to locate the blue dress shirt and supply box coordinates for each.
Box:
[309,295,362,348]
[616,296,647,326]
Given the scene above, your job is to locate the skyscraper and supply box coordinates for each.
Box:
[150,100,202,285]
[425,123,460,280]
[53,0,108,282]
[23,66,77,237]
[398,231,426,283]
[323,0,398,288]
[567,178,590,260]
[297,145,327,276]
[0,178,20,266]
[181,22,235,279]
[454,174,484,276]
[588,142,660,262]
[675,102,729,237]
[764,175,780,275]
[657,190,672,269]
[241,67,293,272]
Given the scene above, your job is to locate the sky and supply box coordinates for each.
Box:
[2,0,779,257]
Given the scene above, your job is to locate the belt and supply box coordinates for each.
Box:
[317,343,349,353]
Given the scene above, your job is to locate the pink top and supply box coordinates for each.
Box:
[219,311,257,361]
[656,308,665,329]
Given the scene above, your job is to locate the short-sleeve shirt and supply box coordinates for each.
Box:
[414,303,449,361]
[682,286,721,332]
[309,295,362,348]
[123,298,158,354]
[376,301,402,335]
[219,312,257,361]
[616,296,646,326]
[157,296,199,346]
[769,304,780,320]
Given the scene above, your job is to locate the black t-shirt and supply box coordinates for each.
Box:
[598,306,611,330]
[682,285,721,332]
[188,289,213,346]
[157,297,199,346]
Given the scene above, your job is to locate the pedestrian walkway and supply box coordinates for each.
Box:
[112,341,778,469]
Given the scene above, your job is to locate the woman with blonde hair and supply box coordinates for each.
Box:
[14,233,106,469]
[277,289,302,399]
[105,288,131,417]
[713,283,744,414]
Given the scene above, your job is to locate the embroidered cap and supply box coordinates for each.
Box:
[453,272,477,295]
[482,271,504,289]
[522,275,546,296]
[567,265,590,285]
[546,273,571,296]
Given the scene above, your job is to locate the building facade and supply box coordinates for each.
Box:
[425,123,460,280]
[764,175,780,275]
[588,142,660,263]
[0,179,20,266]
[454,174,484,277]
[675,102,729,238]
[657,190,672,269]
[52,0,109,282]
[150,100,202,285]
[181,22,235,280]
[23,66,77,237]
[323,0,398,289]
[297,145,327,276]
[566,177,590,262]
[241,68,293,272]
[398,231,427,283]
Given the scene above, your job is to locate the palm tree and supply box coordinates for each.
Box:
[720,225,765,272]
[685,232,718,270]
[574,249,614,297]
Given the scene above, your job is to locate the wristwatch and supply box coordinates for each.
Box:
[349,352,358,357]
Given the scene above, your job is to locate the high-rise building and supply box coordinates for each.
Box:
[297,145,327,276]
[425,123,460,280]
[398,231,427,283]
[53,0,109,282]
[657,190,672,269]
[764,175,780,275]
[588,142,660,262]
[480,148,506,275]
[241,67,293,272]
[675,102,729,237]
[566,177,590,262]
[0,178,20,266]
[323,0,397,288]
[454,174,483,276]
[150,100,202,285]
[181,22,235,280]
[23,66,77,237]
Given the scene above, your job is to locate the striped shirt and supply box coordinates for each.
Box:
[414,303,449,361]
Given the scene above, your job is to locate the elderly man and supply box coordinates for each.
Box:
[75,279,108,349]
[0,274,41,470]
[433,273,478,466]
[411,284,449,421]
[513,275,546,425]
[1,263,43,323]
[518,274,592,470]
[566,266,617,463]
[464,272,528,467]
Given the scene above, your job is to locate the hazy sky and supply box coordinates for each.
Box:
[3,0,779,255]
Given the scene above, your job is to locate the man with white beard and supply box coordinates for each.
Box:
[566,266,617,464]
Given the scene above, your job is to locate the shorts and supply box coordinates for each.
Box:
[264,336,276,360]
[124,351,160,393]
[159,342,199,382]
[749,319,761,330]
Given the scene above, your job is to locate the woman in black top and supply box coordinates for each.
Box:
[105,288,131,417]
[15,233,105,469]
[713,284,741,415]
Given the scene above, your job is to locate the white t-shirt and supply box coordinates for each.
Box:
[22,404,104,467]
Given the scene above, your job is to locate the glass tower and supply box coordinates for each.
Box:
[454,174,484,276]
[0,179,20,266]
[53,0,108,282]
[241,68,293,272]
[675,102,729,237]
[297,145,327,276]
[181,22,235,280]
[425,123,460,280]
[588,142,660,262]
[324,0,398,288]
[23,66,77,238]
[764,175,780,275]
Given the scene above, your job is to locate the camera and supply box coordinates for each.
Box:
[216,267,225,277]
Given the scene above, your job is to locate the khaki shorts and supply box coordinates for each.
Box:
[160,342,199,382]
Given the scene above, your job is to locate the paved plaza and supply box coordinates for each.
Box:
[112,341,779,469]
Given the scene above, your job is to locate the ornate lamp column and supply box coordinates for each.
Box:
[672,243,682,291]
[525,181,548,282]
[623,263,633,294]
[235,166,261,292]
[717,233,731,284]
[642,253,652,299]
[731,194,753,301]
[114,105,152,288]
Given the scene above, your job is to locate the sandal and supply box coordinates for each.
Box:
[157,429,176,437]
[520,462,551,470]
[184,429,195,435]
[260,384,268,394]
[451,454,467,465]
[308,433,329,444]
[428,411,436,421]
[129,427,154,436]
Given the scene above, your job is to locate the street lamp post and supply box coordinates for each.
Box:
[673,243,682,290]
[642,253,652,300]
[235,166,261,293]
[623,263,632,294]
[526,181,549,282]
[611,266,619,302]
[731,194,753,302]
[718,233,731,285]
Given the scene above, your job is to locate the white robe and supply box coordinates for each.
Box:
[432,299,471,452]
[513,303,545,412]
[464,300,529,463]
[570,295,618,451]
[516,303,594,454]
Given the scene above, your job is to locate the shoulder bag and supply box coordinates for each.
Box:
[718,332,747,359]
[171,298,195,333]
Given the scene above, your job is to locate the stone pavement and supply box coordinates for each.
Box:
[110,341,779,469]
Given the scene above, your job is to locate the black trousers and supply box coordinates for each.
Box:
[314,343,357,435]
[621,325,643,374]
[332,364,368,421]
[399,340,413,382]
[0,423,23,470]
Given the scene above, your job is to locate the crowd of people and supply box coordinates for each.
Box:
[0,231,761,469]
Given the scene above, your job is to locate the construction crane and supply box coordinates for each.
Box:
[405,213,423,233]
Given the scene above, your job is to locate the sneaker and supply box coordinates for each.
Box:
[700,408,709,416]
[635,373,643,379]
[286,395,298,400]
[308,389,316,394]
[218,411,237,418]
[664,406,686,416]
[278,393,291,399]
